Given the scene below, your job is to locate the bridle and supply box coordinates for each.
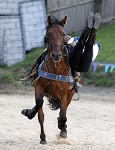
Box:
[45,24,69,62]
[34,23,74,86]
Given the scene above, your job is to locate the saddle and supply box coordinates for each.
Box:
[29,50,48,83]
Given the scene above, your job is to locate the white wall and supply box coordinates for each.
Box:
[0,16,24,66]
[20,0,46,51]
[0,0,29,15]
[0,0,46,66]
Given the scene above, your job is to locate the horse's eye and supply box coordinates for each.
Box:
[62,46,69,56]
[62,33,66,36]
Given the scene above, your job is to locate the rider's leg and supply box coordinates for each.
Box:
[77,43,93,72]
[78,12,94,44]
[77,29,95,72]
[70,13,101,90]
[69,12,94,89]
[69,12,94,90]
[77,13,102,72]
[69,12,94,72]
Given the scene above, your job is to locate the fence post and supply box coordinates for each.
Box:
[3,30,8,65]
[94,0,102,14]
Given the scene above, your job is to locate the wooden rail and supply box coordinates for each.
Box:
[48,0,94,12]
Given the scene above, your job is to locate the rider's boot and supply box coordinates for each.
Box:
[78,12,94,44]
[73,71,82,88]
[87,13,102,45]
[93,13,102,30]
[69,71,82,92]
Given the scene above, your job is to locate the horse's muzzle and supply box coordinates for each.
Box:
[50,52,62,62]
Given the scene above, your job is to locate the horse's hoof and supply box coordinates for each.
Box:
[21,109,31,119]
[60,131,67,138]
[40,140,47,144]
[21,109,27,116]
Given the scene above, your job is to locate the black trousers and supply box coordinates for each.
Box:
[69,42,93,72]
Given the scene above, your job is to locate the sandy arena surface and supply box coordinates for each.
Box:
[0,86,115,150]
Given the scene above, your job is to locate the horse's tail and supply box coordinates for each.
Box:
[48,98,59,110]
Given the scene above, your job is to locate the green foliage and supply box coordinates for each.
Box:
[0,47,44,85]
[82,71,115,87]
[96,23,115,63]
[0,73,14,84]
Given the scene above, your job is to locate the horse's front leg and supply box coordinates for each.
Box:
[35,86,47,144]
[37,106,47,144]
[58,98,67,138]
[22,84,47,144]
[21,106,38,119]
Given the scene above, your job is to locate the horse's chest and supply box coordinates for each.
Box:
[44,80,67,98]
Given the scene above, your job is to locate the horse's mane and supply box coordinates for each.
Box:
[44,16,64,46]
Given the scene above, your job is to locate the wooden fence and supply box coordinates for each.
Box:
[46,0,115,33]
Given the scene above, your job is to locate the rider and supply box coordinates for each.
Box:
[64,12,101,89]
[30,12,102,90]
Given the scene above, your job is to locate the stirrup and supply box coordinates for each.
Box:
[74,74,82,88]
[76,80,82,88]
[69,76,82,91]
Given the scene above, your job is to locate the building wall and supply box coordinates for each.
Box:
[0,0,46,66]
[20,0,46,50]
[0,16,24,66]
[0,0,29,15]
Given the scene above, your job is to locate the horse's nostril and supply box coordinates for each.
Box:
[50,53,55,59]
[59,53,62,57]
[52,53,55,58]
[50,52,62,62]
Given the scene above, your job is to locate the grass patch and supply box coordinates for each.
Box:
[0,47,44,85]
[0,73,15,84]
[96,23,115,63]
[82,71,115,87]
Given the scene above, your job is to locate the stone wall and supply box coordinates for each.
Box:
[20,0,46,50]
[0,0,29,15]
[0,0,46,66]
[0,16,24,66]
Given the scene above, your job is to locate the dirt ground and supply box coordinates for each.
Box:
[0,86,115,150]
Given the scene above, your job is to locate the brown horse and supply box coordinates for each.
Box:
[22,16,75,144]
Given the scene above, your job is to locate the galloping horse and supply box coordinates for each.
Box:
[22,16,75,144]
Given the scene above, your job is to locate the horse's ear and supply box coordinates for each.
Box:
[60,16,67,26]
[47,16,52,26]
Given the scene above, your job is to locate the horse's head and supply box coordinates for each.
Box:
[44,16,68,62]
